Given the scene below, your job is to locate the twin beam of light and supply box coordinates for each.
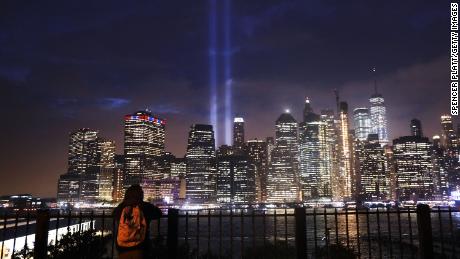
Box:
[209,0,232,146]
[209,0,218,145]
[224,0,232,146]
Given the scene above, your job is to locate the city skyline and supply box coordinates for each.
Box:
[53,102,460,204]
[0,1,454,197]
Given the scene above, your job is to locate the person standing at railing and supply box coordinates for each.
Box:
[113,184,162,259]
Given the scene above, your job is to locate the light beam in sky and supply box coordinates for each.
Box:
[224,0,232,145]
[209,0,218,145]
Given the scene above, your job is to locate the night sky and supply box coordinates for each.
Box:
[0,1,452,197]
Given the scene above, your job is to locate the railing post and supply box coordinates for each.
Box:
[34,209,50,259]
[167,208,179,259]
[295,207,307,259]
[416,204,433,259]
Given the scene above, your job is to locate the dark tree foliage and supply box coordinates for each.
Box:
[13,230,111,259]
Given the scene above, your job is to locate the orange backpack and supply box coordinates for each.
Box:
[117,205,147,247]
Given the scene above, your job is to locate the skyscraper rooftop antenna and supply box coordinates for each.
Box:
[372,67,378,94]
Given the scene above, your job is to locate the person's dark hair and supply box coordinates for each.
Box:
[123,184,144,206]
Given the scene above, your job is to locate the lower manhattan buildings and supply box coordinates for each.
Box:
[56,103,460,207]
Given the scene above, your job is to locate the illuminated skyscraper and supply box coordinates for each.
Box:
[410,119,423,137]
[233,117,245,153]
[247,139,268,202]
[266,137,275,164]
[440,115,458,150]
[112,155,125,202]
[439,115,460,195]
[59,128,99,203]
[58,129,116,203]
[96,140,115,201]
[216,155,256,204]
[185,124,216,203]
[432,135,449,199]
[320,109,338,200]
[393,136,434,201]
[170,157,186,178]
[385,145,397,200]
[68,128,99,175]
[355,134,389,201]
[353,108,372,141]
[337,102,353,199]
[370,91,388,146]
[124,111,166,187]
[267,111,299,203]
[299,98,331,200]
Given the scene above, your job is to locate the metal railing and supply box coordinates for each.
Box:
[0,204,459,259]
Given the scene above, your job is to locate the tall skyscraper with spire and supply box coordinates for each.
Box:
[369,69,389,146]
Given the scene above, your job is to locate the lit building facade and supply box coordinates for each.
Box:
[185,124,216,203]
[299,99,331,200]
[410,119,423,137]
[320,109,338,201]
[369,92,389,146]
[233,117,245,154]
[246,139,268,202]
[353,108,372,141]
[97,140,115,201]
[57,173,81,204]
[432,135,450,199]
[68,128,99,175]
[170,157,186,178]
[58,128,116,203]
[355,134,389,201]
[337,102,353,199]
[141,177,181,203]
[439,115,460,196]
[393,136,434,201]
[112,155,125,202]
[267,112,299,203]
[124,111,166,187]
[266,137,275,165]
[441,115,458,150]
[216,155,256,204]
